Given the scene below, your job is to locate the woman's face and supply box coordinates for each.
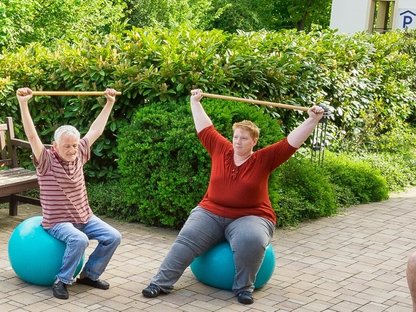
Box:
[232,127,257,156]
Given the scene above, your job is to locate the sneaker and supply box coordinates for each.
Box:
[142,283,162,298]
[52,280,69,300]
[237,291,254,304]
[76,277,110,290]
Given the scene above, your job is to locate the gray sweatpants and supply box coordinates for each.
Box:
[150,206,275,294]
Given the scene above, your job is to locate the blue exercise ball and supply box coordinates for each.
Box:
[190,241,275,290]
[8,216,84,286]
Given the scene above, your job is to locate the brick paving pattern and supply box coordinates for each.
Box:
[1,187,415,311]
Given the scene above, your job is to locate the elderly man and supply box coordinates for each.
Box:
[16,87,122,300]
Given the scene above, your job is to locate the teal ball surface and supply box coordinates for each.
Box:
[8,216,84,286]
[190,241,275,290]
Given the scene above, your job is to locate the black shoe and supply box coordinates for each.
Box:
[142,284,162,298]
[52,281,69,300]
[76,277,110,290]
[237,291,254,304]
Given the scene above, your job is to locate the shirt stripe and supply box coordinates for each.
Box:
[34,138,92,228]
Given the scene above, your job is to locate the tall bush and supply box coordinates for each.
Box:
[117,99,285,228]
[323,153,389,203]
[270,156,338,227]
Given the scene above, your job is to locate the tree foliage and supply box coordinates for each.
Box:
[271,0,332,31]
[0,0,334,48]
[203,0,275,32]
[0,0,126,51]
[123,0,214,29]
[123,0,277,32]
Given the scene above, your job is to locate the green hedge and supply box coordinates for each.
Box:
[1,25,412,228]
[323,153,389,204]
[270,157,338,227]
[88,154,388,227]
[114,99,391,228]
[1,26,416,180]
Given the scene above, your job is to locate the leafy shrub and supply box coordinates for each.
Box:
[333,125,416,192]
[330,183,360,209]
[369,124,416,158]
[269,156,338,227]
[1,26,415,185]
[351,153,416,192]
[117,99,285,228]
[2,25,415,229]
[87,181,130,218]
[323,153,389,203]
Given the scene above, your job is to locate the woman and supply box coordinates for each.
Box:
[142,89,324,304]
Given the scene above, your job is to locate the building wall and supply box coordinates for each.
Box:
[330,0,373,34]
[330,0,416,33]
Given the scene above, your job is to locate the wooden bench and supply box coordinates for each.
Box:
[0,117,41,216]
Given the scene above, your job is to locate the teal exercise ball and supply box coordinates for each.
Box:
[190,241,275,290]
[8,216,84,286]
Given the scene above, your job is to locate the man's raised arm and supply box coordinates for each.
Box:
[84,88,117,146]
[16,88,44,161]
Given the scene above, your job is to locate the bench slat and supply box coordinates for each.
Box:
[0,117,41,215]
[0,168,37,184]
[0,168,38,198]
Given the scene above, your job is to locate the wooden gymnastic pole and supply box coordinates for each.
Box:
[31,91,122,96]
[200,92,309,112]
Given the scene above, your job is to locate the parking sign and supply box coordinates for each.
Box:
[397,9,416,29]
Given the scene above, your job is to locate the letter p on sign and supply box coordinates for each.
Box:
[399,9,416,29]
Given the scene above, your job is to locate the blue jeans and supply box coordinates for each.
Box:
[150,207,275,294]
[46,215,121,284]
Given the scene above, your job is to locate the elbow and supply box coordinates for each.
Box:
[287,136,303,149]
[288,141,302,149]
[91,130,104,139]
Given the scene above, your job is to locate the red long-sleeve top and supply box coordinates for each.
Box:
[198,125,297,224]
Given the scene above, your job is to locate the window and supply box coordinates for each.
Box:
[371,0,396,33]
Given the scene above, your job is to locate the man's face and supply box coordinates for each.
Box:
[53,134,79,162]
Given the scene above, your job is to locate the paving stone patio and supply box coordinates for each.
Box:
[1,187,415,311]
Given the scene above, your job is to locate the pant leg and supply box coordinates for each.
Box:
[225,216,275,294]
[78,215,122,281]
[47,222,89,284]
[151,207,231,292]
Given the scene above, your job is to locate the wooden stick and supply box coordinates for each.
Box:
[200,92,309,112]
[31,91,122,96]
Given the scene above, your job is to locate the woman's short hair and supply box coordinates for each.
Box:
[232,120,260,140]
[54,125,80,143]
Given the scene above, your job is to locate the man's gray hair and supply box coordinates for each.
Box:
[54,125,80,143]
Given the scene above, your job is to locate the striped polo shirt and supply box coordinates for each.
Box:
[34,137,93,229]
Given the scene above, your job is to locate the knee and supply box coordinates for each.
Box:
[238,231,265,247]
[113,230,122,246]
[68,232,89,250]
[408,251,416,271]
[108,229,122,247]
[231,235,265,255]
